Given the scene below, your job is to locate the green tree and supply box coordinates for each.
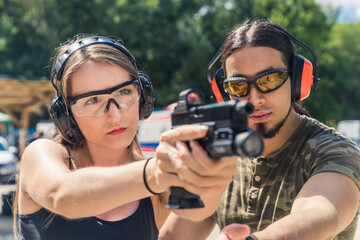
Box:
[0,0,343,120]
[0,0,55,77]
[309,22,360,125]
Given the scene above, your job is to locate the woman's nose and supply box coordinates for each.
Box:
[104,98,120,113]
[104,98,123,117]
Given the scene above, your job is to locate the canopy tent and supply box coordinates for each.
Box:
[0,76,55,152]
[0,112,15,145]
[0,112,12,123]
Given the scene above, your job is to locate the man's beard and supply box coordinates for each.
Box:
[255,119,286,139]
[254,105,292,139]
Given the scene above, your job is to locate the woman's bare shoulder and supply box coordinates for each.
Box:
[19,139,71,214]
[21,139,69,166]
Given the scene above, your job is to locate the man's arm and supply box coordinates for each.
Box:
[159,213,216,240]
[252,172,359,240]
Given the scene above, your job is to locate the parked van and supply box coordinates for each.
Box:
[137,109,172,158]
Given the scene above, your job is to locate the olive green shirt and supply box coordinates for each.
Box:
[215,116,360,239]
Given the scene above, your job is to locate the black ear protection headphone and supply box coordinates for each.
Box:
[49,36,154,145]
[207,24,319,103]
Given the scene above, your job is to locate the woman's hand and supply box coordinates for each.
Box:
[155,124,237,198]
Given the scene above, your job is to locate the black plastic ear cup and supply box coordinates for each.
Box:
[291,54,314,102]
[49,96,84,144]
[139,73,154,119]
[291,54,304,102]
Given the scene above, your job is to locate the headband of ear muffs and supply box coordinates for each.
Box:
[207,24,319,103]
[49,36,154,145]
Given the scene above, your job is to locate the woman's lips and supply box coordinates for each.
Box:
[107,127,127,135]
[249,111,271,123]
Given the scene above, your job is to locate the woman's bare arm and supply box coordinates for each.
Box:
[19,139,164,219]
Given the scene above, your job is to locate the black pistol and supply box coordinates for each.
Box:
[167,89,264,209]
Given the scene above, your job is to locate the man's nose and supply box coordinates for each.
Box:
[247,86,265,106]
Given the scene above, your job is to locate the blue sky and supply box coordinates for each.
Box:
[316,0,360,23]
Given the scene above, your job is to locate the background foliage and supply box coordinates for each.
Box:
[0,0,359,126]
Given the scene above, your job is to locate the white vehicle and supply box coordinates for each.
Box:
[137,109,172,158]
[0,136,17,215]
[36,120,57,139]
[337,120,360,146]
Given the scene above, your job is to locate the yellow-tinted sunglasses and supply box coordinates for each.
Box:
[223,69,290,98]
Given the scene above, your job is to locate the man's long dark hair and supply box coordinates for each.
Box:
[221,20,310,117]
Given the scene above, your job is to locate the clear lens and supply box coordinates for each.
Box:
[70,82,140,117]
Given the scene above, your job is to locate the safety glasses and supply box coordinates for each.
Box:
[223,69,290,98]
[67,80,140,117]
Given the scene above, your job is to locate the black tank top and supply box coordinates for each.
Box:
[17,197,158,240]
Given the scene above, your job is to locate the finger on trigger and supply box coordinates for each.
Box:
[162,125,209,143]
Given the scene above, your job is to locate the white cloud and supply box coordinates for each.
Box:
[316,0,360,22]
[357,8,360,21]
[316,0,360,8]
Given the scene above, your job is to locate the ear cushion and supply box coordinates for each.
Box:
[291,54,314,102]
[139,74,154,119]
[211,67,230,102]
[49,96,84,144]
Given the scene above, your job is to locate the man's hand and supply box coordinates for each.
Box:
[216,224,251,240]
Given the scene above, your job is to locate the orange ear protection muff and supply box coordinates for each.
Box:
[207,25,319,103]
[49,36,154,145]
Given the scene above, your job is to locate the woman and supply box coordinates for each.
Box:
[14,35,170,240]
[15,34,237,240]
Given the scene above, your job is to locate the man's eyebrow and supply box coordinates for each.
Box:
[230,67,276,79]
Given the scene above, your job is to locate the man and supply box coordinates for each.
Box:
[156,20,360,240]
